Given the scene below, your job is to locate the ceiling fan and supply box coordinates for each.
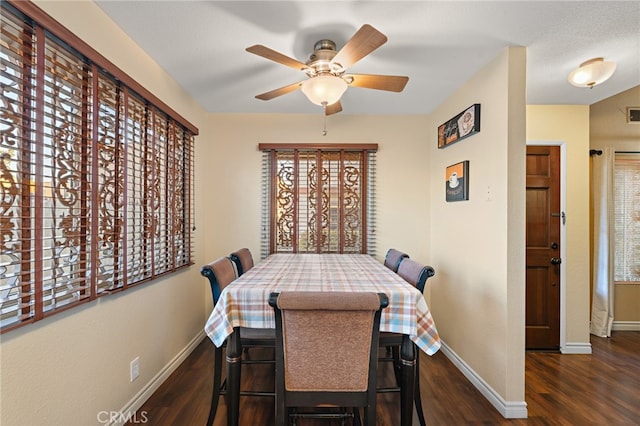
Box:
[246,24,409,116]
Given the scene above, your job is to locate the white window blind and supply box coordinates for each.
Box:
[613,153,640,283]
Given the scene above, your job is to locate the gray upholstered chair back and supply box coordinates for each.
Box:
[230,248,254,276]
[397,258,435,293]
[201,257,236,305]
[384,248,409,272]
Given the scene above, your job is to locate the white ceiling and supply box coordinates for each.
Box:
[94,1,640,115]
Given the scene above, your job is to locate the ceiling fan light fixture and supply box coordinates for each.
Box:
[300,75,348,106]
[568,57,616,88]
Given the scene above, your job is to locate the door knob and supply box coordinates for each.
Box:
[550,257,562,265]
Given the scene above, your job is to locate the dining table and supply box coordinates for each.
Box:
[204,253,441,426]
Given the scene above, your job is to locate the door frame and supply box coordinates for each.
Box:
[526,140,567,352]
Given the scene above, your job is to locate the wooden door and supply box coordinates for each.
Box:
[526,146,561,350]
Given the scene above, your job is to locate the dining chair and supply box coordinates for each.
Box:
[201,256,275,426]
[269,291,389,426]
[378,258,435,426]
[230,247,254,276]
[384,248,409,272]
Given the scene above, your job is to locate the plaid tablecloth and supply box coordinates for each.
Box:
[204,253,441,355]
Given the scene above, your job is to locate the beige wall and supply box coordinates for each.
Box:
[526,105,591,346]
[0,2,210,425]
[202,113,433,265]
[590,85,640,324]
[429,47,527,412]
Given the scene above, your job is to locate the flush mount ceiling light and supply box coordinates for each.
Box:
[568,57,616,88]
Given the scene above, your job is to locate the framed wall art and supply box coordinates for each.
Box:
[438,104,480,149]
[446,161,469,202]
[627,106,640,123]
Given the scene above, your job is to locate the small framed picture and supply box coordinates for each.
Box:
[446,161,469,202]
[627,107,640,124]
[438,104,481,149]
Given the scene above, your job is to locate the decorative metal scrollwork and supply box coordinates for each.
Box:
[273,151,364,253]
[275,157,295,250]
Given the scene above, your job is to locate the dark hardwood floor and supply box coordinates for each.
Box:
[127,332,640,425]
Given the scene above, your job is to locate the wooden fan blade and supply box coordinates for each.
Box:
[331,24,387,69]
[345,74,409,92]
[246,45,309,71]
[255,81,303,100]
[325,101,343,115]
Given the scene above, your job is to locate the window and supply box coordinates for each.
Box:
[0,2,197,332]
[259,144,377,256]
[613,153,640,283]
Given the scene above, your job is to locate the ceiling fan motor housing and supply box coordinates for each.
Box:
[307,39,342,75]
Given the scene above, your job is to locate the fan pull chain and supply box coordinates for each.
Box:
[322,102,328,136]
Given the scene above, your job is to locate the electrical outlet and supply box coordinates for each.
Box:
[130,357,140,382]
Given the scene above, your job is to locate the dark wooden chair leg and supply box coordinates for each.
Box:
[207,344,223,426]
[392,345,402,386]
[365,402,376,426]
[414,358,426,426]
[227,329,242,426]
[400,336,416,426]
[274,397,286,423]
[353,408,362,426]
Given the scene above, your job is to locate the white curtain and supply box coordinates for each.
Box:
[590,147,615,337]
